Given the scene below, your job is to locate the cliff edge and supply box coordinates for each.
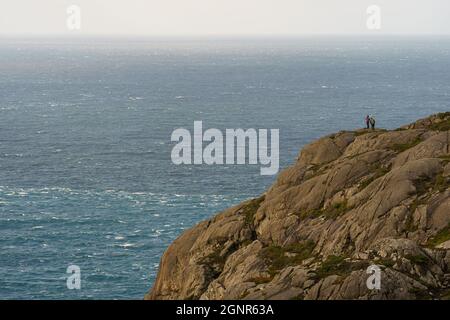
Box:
[146,113,450,300]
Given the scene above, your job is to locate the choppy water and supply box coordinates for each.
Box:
[0,37,449,299]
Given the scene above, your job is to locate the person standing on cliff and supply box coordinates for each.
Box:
[369,115,376,130]
[365,115,370,129]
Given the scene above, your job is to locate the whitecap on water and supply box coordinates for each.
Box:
[4,153,23,157]
[119,243,136,248]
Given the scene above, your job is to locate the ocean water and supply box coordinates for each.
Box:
[0,36,449,299]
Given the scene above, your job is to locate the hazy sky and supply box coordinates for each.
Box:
[1,0,450,36]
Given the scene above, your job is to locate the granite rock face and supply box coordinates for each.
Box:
[146,113,450,300]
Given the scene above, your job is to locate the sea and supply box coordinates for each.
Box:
[0,36,449,299]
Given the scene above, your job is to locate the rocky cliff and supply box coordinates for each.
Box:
[146,113,450,300]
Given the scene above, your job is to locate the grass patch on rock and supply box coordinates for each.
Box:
[427,223,450,247]
[437,112,450,119]
[405,254,430,266]
[200,250,228,278]
[433,174,448,193]
[260,240,316,275]
[296,208,322,220]
[324,201,349,220]
[438,155,450,163]
[314,255,369,279]
[405,208,419,233]
[390,136,423,153]
[377,258,395,268]
[440,289,450,300]
[408,287,433,300]
[430,118,450,131]
[241,196,265,226]
[296,200,350,220]
[414,173,448,197]
[408,173,449,233]
[359,163,391,191]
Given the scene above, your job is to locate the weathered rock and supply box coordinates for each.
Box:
[146,113,450,300]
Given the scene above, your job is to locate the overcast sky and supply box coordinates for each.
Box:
[1,0,450,36]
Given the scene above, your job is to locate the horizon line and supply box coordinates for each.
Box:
[2,33,450,39]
